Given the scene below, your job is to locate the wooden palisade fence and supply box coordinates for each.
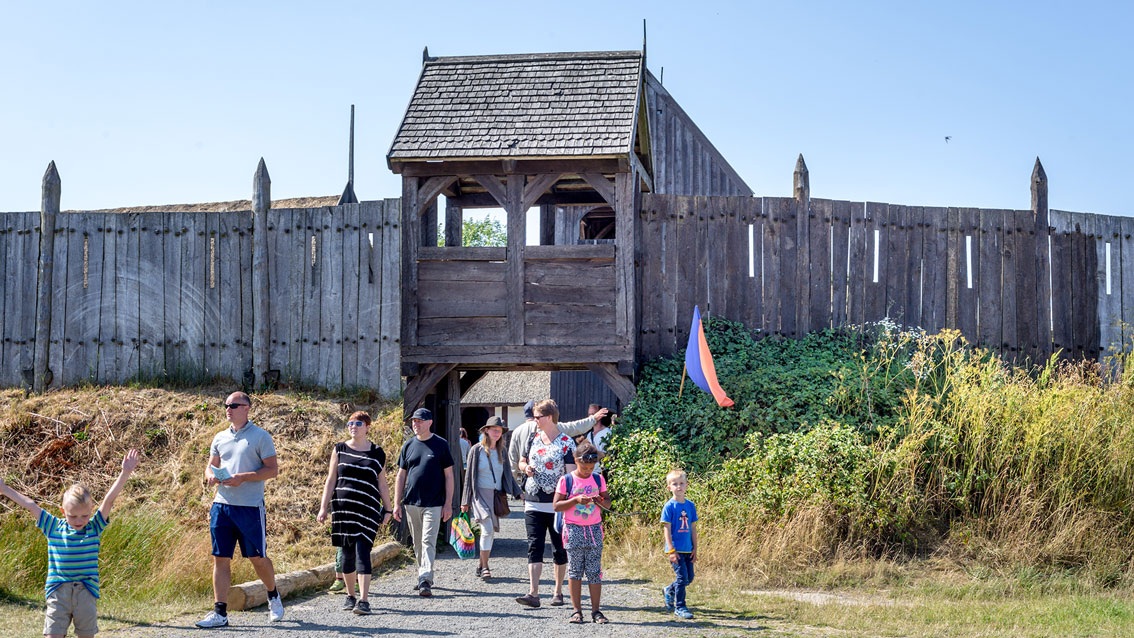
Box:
[2,161,402,395]
[638,157,1129,366]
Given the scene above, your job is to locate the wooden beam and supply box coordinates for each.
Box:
[539,205,556,245]
[398,158,623,177]
[473,175,509,208]
[401,176,421,348]
[523,244,615,260]
[33,161,61,392]
[419,246,507,261]
[443,369,463,512]
[444,198,462,247]
[403,344,633,364]
[251,159,272,388]
[506,175,525,344]
[629,152,653,193]
[403,363,457,419]
[417,176,458,214]
[449,191,609,209]
[582,173,616,206]
[614,171,637,344]
[522,173,562,210]
[585,363,637,406]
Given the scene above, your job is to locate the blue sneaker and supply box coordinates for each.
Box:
[675,607,694,620]
[663,585,674,611]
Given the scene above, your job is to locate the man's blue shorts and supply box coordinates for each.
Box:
[210,503,267,559]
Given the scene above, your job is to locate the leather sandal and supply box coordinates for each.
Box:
[481,566,492,579]
[569,610,585,624]
[591,610,609,624]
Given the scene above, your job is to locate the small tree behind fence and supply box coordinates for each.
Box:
[0,161,402,395]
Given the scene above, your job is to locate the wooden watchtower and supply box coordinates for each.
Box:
[389,50,655,423]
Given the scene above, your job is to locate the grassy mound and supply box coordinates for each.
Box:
[0,384,403,632]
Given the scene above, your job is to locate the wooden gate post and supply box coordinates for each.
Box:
[33,161,61,392]
[251,159,271,387]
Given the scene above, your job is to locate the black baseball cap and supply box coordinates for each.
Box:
[410,407,433,421]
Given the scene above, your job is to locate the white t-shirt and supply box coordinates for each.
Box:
[588,427,611,473]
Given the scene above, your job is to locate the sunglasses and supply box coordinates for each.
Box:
[224,403,249,410]
[579,454,600,462]
[346,420,367,427]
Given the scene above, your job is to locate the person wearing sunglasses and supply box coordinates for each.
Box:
[197,392,283,628]
[317,411,392,616]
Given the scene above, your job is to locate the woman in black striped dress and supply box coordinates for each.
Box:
[317,411,392,615]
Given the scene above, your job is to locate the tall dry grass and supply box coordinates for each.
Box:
[0,384,404,605]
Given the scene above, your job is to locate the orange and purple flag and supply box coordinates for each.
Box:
[684,306,734,407]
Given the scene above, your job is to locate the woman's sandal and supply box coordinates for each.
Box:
[591,610,609,624]
[481,566,492,579]
[569,610,585,624]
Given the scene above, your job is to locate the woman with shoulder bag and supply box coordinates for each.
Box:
[461,416,519,579]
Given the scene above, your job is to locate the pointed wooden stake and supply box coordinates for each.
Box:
[251,159,271,387]
[793,154,809,204]
[1031,157,1048,219]
[337,105,359,205]
[33,161,61,392]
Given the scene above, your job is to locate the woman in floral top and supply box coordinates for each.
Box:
[514,399,576,609]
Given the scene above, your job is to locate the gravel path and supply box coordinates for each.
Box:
[108,508,785,637]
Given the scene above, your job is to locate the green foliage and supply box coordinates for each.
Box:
[437,213,507,247]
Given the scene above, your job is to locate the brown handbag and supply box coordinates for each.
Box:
[487,452,510,516]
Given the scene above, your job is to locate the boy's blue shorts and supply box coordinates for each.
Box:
[210,503,267,559]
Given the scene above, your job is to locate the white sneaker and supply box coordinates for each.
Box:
[268,595,285,622]
[195,610,229,628]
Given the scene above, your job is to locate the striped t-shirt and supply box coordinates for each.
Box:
[37,509,108,598]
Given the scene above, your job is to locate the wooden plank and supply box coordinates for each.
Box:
[1121,216,1134,355]
[302,208,322,384]
[526,259,614,287]
[808,199,832,332]
[341,204,360,387]
[742,197,764,334]
[863,202,888,323]
[526,320,620,345]
[845,202,866,328]
[706,198,726,317]
[1100,214,1124,359]
[944,207,961,331]
[418,260,507,283]
[287,208,307,381]
[322,206,345,388]
[267,208,290,374]
[977,209,1004,352]
[760,198,780,335]
[418,246,508,261]
[137,213,164,378]
[522,244,614,260]
[659,195,679,356]
[690,196,709,319]
[793,195,811,336]
[1000,209,1019,363]
[883,205,908,327]
[1013,209,1040,365]
[9,215,35,385]
[904,206,924,331]
[119,214,141,381]
[202,212,221,379]
[957,208,980,346]
[97,214,118,382]
[379,198,402,398]
[525,282,617,306]
[829,200,850,328]
[1079,212,1102,361]
[506,176,525,345]
[1096,214,1121,360]
[415,318,510,346]
[161,213,182,377]
[355,202,378,388]
[526,302,616,324]
[238,215,253,380]
[183,213,208,375]
[47,214,70,387]
[217,212,242,381]
[777,197,800,337]
[0,218,10,386]
[923,207,949,334]
[401,177,421,351]
[1048,210,1074,359]
[58,216,83,385]
[672,197,695,345]
[723,196,746,324]
[81,215,105,384]
[614,171,636,346]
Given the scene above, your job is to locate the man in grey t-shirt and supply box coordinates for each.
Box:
[195,392,284,628]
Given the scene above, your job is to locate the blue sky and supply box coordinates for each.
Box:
[1,1,1131,217]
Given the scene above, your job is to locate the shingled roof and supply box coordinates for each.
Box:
[388,50,645,163]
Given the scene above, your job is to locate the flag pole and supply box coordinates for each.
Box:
[678,362,687,399]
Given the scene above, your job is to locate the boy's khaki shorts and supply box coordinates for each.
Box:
[45,582,98,636]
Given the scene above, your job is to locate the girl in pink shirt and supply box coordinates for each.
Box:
[553,440,610,624]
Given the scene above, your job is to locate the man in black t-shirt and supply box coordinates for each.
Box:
[392,408,454,597]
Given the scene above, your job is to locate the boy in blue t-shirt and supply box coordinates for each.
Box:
[660,469,698,620]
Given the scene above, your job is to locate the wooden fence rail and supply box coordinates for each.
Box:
[0,162,402,394]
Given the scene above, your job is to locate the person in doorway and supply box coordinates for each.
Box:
[461,416,520,579]
[515,399,576,608]
[509,400,608,483]
[586,408,614,481]
[317,411,392,616]
[392,408,454,598]
[458,429,472,466]
[197,392,284,628]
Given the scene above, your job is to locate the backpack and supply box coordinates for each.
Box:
[553,473,574,535]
